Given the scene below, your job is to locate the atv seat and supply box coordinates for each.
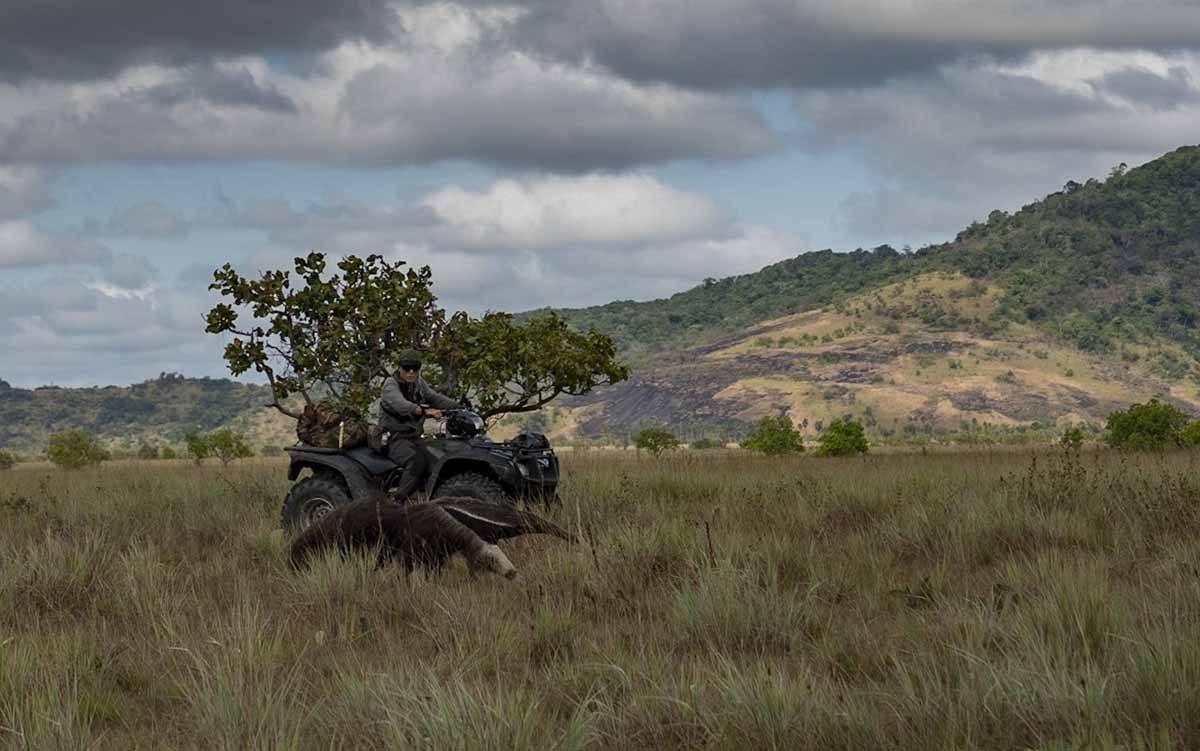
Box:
[287,444,397,474]
[345,445,398,474]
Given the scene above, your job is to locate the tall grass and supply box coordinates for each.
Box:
[1,448,1199,748]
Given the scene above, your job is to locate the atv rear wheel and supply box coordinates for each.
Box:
[432,471,510,504]
[281,476,351,531]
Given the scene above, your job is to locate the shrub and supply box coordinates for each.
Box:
[741,416,804,455]
[1061,426,1085,450]
[205,429,254,465]
[815,419,869,457]
[1182,420,1200,448]
[137,442,159,460]
[688,437,722,450]
[1104,399,1193,450]
[185,431,212,465]
[634,427,680,456]
[161,446,178,460]
[47,429,111,470]
[0,449,16,470]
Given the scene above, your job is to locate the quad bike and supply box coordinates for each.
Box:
[281,409,559,530]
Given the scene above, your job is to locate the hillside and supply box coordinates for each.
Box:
[4,146,1199,450]
[0,374,295,452]
[515,146,1200,442]
[541,146,1200,361]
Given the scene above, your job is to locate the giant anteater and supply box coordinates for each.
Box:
[289,495,574,578]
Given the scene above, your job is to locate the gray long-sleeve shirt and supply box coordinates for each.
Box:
[380,375,460,437]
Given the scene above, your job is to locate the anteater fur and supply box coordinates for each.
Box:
[288,495,574,576]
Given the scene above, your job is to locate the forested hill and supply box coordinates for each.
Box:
[541,145,1200,362]
[0,375,294,452]
[522,145,1200,441]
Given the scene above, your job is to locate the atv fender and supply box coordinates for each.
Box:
[286,449,377,501]
[427,456,521,492]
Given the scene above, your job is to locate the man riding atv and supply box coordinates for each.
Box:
[380,349,462,500]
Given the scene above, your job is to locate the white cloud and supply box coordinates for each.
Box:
[214,173,804,313]
[0,220,111,268]
[422,174,728,249]
[798,49,1200,242]
[0,275,227,386]
[0,166,54,218]
[0,5,776,170]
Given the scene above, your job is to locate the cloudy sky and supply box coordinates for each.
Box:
[2,0,1199,386]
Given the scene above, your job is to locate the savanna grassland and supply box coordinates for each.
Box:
[3,449,1200,749]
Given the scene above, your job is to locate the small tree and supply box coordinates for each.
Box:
[1105,399,1192,450]
[161,446,178,460]
[689,437,721,450]
[47,429,110,470]
[816,419,869,457]
[741,416,804,455]
[205,253,628,421]
[0,449,16,470]
[137,442,159,460]
[206,429,253,465]
[633,427,680,456]
[1060,426,1086,450]
[185,431,212,465]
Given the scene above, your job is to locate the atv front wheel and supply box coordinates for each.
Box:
[432,471,510,504]
[281,476,351,531]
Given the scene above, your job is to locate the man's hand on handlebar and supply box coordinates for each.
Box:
[422,407,444,418]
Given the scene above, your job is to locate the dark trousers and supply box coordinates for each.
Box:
[387,436,431,501]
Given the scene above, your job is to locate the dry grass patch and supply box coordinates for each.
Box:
[2,450,1200,747]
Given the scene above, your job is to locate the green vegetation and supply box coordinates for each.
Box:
[1104,398,1195,450]
[741,416,804,455]
[0,374,286,453]
[206,429,254,465]
[185,429,253,465]
[0,449,15,470]
[1061,426,1086,450]
[542,146,1200,364]
[815,419,869,457]
[137,442,160,460]
[185,430,213,464]
[206,253,627,420]
[4,450,1200,746]
[46,429,110,469]
[688,437,722,450]
[633,427,680,455]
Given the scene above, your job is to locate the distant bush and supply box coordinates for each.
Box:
[203,429,254,466]
[1104,399,1193,450]
[47,429,111,470]
[161,446,178,460]
[688,437,722,450]
[1060,426,1085,450]
[137,442,160,460]
[741,416,804,455]
[816,419,869,457]
[185,431,212,465]
[634,427,680,456]
[0,449,15,470]
[1182,420,1200,448]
